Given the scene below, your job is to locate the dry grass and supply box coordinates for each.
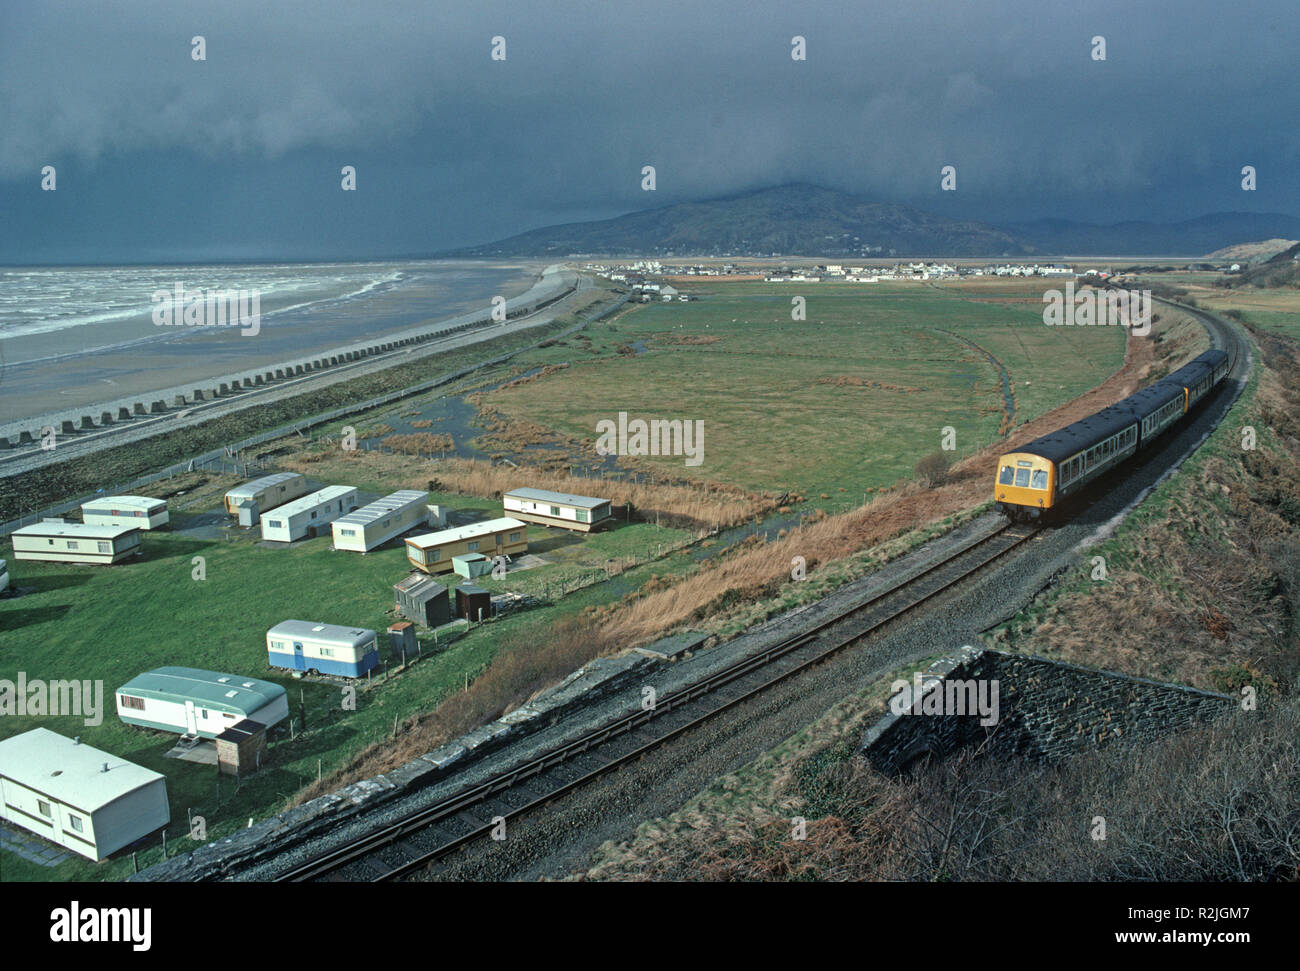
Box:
[429,457,772,532]
[285,322,1194,797]
[581,698,1300,881]
[382,432,455,455]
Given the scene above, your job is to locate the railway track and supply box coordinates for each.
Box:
[274,519,1039,882]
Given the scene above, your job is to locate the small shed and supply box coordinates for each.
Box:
[386,621,418,662]
[452,552,492,579]
[214,719,267,777]
[456,583,492,623]
[394,573,451,628]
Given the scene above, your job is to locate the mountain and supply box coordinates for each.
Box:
[1204,238,1298,263]
[1006,213,1300,257]
[447,184,1029,258]
[1225,241,1300,288]
[446,183,1300,259]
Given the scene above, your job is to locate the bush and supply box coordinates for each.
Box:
[914,451,951,487]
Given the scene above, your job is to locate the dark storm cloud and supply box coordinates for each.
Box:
[1,0,1296,261]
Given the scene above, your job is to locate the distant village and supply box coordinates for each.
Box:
[588,258,1085,289]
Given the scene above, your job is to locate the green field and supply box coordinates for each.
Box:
[0,486,694,881]
[0,277,1132,881]
[486,280,1128,496]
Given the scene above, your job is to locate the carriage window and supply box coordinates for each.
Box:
[1030,470,1048,490]
[1014,468,1030,487]
[998,466,1014,485]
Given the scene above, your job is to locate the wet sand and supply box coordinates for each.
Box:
[0,261,547,422]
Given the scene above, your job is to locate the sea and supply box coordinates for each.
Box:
[0,260,546,424]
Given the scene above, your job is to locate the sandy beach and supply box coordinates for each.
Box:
[0,260,547,424]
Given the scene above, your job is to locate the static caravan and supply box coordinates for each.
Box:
[331,490,430,552]
[0,728,169,862]
[80,495,170,530]
[405,517,528,574]
[503,487,613,532]
[115,667,289,739]
[10,520,142,565]
[223,472,310,525]
[260,485,358,542]
[0,558,8,594]
[266,620,380,678]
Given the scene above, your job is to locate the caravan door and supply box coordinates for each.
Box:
[184,700,198,735]
[292,641,306,671]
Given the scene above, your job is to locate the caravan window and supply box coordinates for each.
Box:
[38,801,51,818]
[119,695,145,711]
[509,532,521,542]
[68,815,83,832]
[98,542,111,553]
[467,541,480,551]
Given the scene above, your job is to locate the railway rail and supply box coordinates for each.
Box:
[275,521,1039,881]
[255,295,1248,884]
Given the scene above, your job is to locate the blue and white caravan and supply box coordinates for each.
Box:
[266,620,379,678]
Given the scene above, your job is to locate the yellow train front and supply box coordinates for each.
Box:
[994,349,1230,521]
[994,452,1057,518]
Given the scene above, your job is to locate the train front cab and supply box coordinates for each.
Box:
[994,452,1056,520]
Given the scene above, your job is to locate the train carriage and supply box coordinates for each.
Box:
[266,620,379,678]
[994,349,1231,520]
[996,403,1140,517]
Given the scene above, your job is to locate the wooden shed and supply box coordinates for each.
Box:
[214,720,267,777]
[455,583,492,623]
[393,573,451,628]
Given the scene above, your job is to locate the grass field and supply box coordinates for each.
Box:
[0,276,1136,881]
[481,279,1129,497]
[0,474,697,881]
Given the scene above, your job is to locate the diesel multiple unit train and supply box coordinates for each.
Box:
[995,348,1231,520]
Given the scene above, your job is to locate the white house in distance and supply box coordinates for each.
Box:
[260,485,358,543]
[80,495,170,530]
[0,728,169,862]
[9,520,143,565]
[331,490,430,552]
[503,487,614,532]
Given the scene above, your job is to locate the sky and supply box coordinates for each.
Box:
[1,0,1296,263]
